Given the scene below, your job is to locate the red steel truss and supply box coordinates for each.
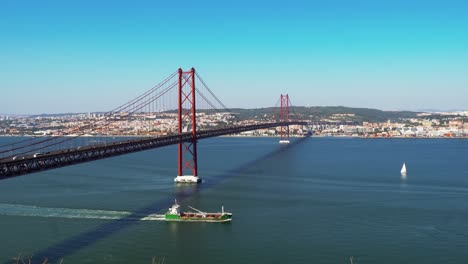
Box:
[280,94,290,141]
[177,68,198,177]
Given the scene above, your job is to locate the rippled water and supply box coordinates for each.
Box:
[0,137,467,263]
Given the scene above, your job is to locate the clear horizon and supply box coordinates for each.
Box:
[1,0,467,114]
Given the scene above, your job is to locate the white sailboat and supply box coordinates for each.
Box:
[401,162,407,175]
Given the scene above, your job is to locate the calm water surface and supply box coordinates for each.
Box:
[0,137,467,263]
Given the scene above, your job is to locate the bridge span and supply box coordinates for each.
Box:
[0,68,307,181]
[0,121,306,179]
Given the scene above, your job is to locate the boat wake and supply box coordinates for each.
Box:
[0,203,165,221]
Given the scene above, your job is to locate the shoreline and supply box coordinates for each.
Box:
[0,134,466,139]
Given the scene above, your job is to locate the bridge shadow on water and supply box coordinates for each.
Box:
[15,137,308,263]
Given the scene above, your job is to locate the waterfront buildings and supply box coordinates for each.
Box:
[0,111,466,138]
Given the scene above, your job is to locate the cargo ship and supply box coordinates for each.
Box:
[165,200,232,222]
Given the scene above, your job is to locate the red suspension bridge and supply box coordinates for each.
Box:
[0,68,307,181]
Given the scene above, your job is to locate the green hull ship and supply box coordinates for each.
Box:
[165,201,232,223]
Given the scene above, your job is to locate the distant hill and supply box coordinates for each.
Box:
[105,106,421,123]
[5,107,420,123]
[292,106,419,122]
[210,106,420,123]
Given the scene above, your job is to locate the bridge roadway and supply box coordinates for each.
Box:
[0,121,306,179]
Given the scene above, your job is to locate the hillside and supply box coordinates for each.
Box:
[10,106,421,123]
[214,106,419,123]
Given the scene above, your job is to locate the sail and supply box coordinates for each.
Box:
[401,163,407,174]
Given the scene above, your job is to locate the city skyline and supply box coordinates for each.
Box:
[1,0,468,114]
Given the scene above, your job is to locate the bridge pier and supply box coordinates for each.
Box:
[174,67,201,183]
[174,175,201,183]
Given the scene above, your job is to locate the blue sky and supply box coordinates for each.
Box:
[1,0,467,114]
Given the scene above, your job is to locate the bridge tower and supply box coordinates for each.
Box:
[175,67,201,183]
[279,94,290,144]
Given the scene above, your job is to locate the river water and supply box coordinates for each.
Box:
[0,137,467,263]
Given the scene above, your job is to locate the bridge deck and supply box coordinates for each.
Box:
[0,122,306,179]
